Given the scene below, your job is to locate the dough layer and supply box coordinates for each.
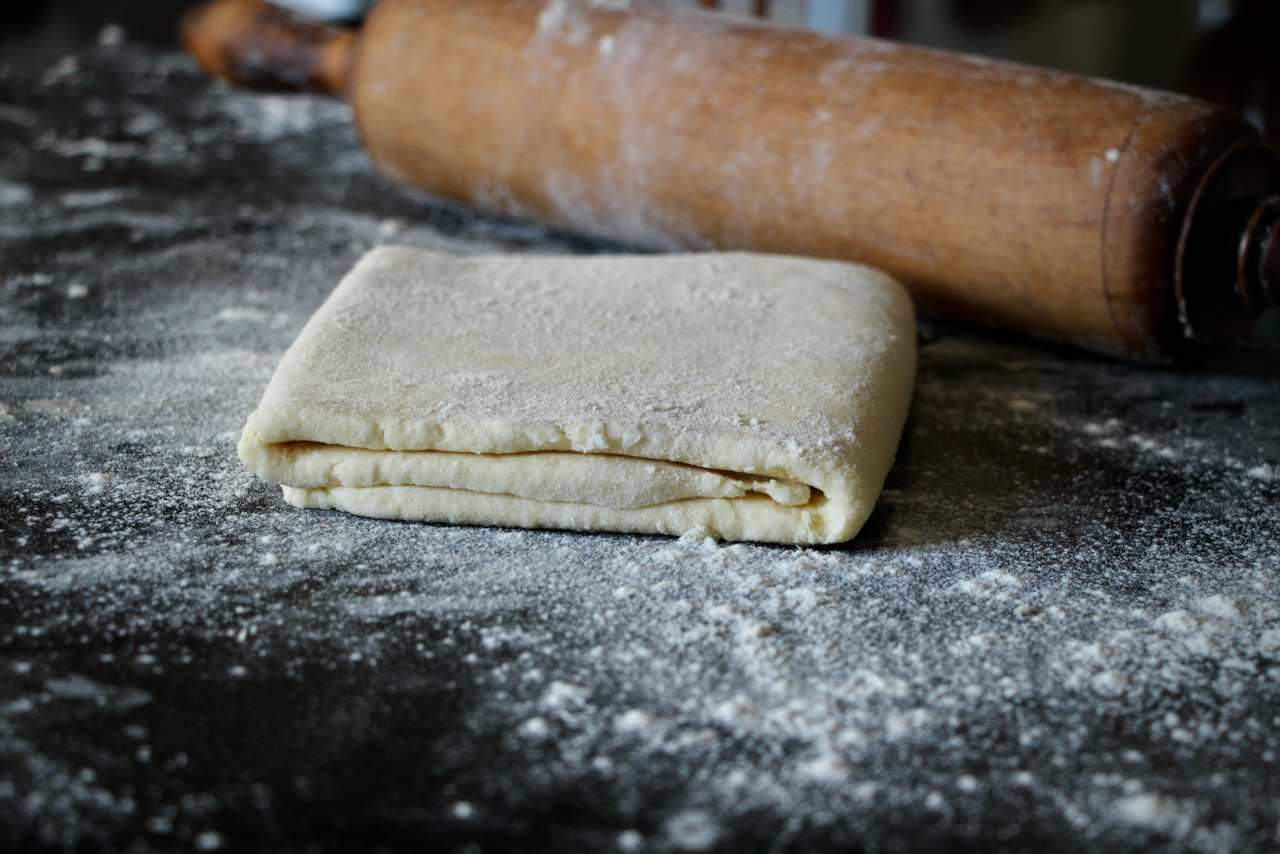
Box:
[238,247,916,544]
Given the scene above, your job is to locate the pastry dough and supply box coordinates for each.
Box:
[238,247,915,544]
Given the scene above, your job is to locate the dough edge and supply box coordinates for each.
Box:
[238,411,888,544]
[280,483,854,546]
[238,247,918,545]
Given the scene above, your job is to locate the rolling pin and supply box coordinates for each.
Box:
[182,0,1280,363]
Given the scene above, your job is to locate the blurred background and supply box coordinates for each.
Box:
[1,0,1277,143]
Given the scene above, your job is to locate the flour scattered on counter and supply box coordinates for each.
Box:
[543,680,591,708]
[193,830,227,851]
[96,24,126,48]
[4,44,1280,854]
[616,828,643,851]
[1246,463,1276,481]
[663,810,720,852]
[39,55,81,87]
[615,709,658,732]
[797,752,852,782]
[215,307,271,324]
[0,181,34,207]
[59,188,133,209]
[1113,792,1195,836]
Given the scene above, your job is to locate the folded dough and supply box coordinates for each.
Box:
[238,247,915,544]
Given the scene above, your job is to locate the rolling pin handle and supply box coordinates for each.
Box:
[1240,196,1280,308]
[180,0,357,96]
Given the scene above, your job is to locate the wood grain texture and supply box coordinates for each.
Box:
[182,0,1280,362]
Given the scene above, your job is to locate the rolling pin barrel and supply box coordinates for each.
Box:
[182,0,1280,363]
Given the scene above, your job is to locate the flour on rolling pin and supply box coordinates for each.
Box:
[183,0,1280,363]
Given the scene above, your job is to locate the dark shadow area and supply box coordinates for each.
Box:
[1,0,199,72]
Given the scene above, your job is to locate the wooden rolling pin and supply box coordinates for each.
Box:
[182,0,1280,363]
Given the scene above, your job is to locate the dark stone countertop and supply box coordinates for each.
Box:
[3,43,1280,854]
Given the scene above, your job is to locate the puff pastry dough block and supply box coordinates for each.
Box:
[238,247,916,544]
